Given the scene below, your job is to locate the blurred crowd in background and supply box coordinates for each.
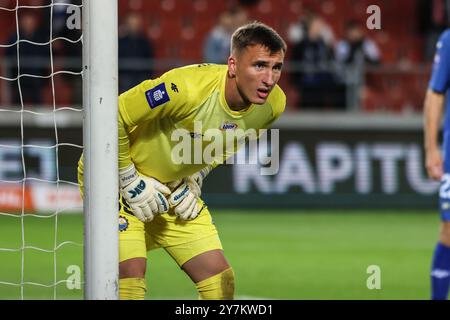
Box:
[0,0,449,112]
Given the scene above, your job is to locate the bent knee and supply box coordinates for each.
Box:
[119,257,147,279]
[195,267,235,300]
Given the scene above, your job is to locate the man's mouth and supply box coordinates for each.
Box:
[257,88,270,99]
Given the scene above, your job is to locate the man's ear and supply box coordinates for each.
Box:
[227,55,236,77]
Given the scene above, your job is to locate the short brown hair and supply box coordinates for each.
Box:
[231,21,287,55]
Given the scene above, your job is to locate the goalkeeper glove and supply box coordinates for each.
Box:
[119,164,171,223]
[167,177,202,220]
[190,165,213,190]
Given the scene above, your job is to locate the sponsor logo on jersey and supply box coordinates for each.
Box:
[171,83,179,93]
[220,121,238,131]
[145,83,170,109]
[119,215,129,232]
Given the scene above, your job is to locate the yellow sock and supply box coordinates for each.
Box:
[195,267,235,300]
[119,278,147,300]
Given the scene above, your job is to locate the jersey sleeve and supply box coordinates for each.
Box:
[118,69,191,169]
[429,30,450,94]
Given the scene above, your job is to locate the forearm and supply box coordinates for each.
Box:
[118,110,133,170]
[424,89,445,151]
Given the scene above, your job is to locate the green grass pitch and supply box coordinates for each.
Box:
[0,210,440,300]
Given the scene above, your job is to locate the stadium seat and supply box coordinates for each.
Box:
[361,86,384,113]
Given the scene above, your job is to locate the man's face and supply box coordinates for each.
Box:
[21,14,38,35]
[127,14,142,34]
[229,44,284,105]
[347,26,363,42]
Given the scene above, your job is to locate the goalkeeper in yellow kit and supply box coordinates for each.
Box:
[78,21,286,300]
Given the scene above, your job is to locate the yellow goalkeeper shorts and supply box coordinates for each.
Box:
[118,195,223,266]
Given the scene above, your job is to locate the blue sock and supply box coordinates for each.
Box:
[431,242,450,300]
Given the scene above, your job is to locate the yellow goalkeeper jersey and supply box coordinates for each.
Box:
[117,63,285,183]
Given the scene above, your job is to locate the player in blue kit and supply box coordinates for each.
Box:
[424,28,450,300]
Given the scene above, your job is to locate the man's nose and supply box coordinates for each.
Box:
[262,70,275,86]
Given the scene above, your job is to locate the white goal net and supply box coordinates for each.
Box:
[0,0,85,299]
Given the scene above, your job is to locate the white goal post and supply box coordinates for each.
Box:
[82,0,119,300]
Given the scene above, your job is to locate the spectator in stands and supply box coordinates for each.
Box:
[287,9,335,46]
[289,14,341,109]
[335,21,380,66]
[5,12,50,106]
[203,7,248,64]
[334,21,381,110]
[119,13,155,94]
[418,0,450,61]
